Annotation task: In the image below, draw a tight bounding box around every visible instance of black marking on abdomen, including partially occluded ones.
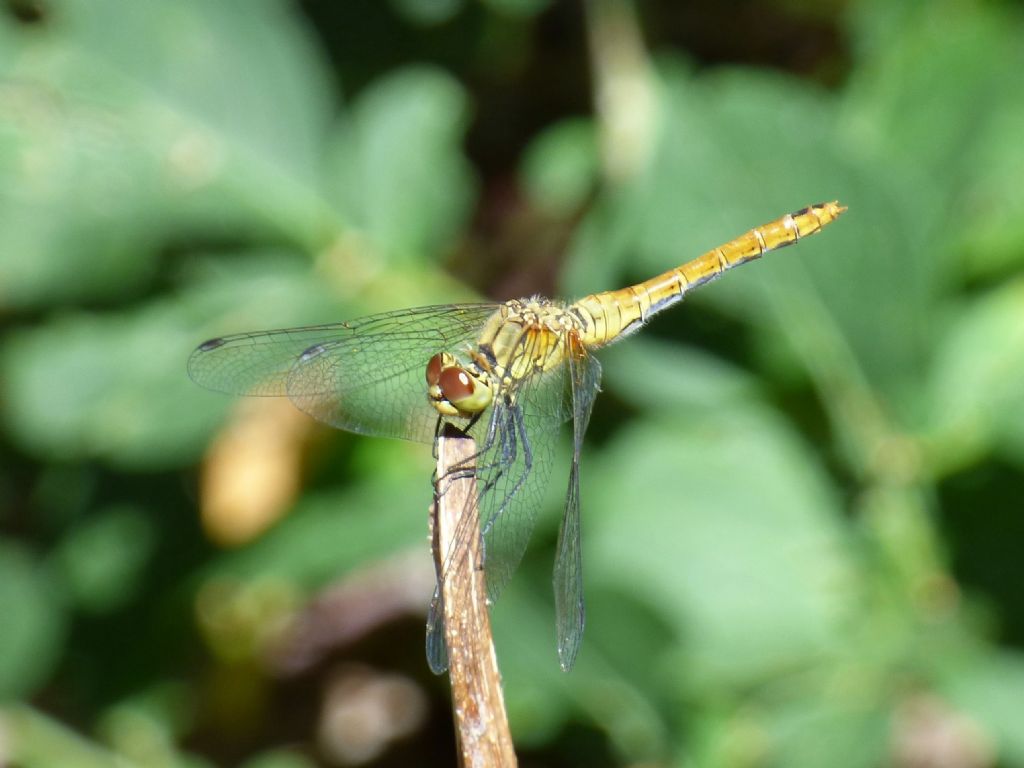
[569,306,592,335]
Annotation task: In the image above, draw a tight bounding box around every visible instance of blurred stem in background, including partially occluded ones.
[585,0,658,183]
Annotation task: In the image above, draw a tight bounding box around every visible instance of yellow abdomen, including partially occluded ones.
[572,201,846,347]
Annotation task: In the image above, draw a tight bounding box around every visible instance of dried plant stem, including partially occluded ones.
[432,424,517,767]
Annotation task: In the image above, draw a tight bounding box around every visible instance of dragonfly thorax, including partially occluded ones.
[425,351,494,417]
[483,297,581,379]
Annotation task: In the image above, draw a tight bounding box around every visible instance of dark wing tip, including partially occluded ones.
[197,337,227,352]
[299,343,327,362]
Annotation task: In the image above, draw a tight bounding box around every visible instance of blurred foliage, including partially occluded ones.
[1,0,1024,766]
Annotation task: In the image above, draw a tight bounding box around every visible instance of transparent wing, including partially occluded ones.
[554,337,601,671]
[425,584,449,674]
[423,331,573,671]
[188,303,500,443]
[478,363,569,606]
[425,330,573,673]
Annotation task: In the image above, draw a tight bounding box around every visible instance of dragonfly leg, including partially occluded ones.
[435,399,536,605]
[434,407,505,578]
[479,403,532,543]
[436,410,494,483]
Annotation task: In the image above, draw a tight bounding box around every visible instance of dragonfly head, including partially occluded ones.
[426,352,493,417]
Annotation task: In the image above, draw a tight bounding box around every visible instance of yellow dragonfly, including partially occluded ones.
[189,201,846,673]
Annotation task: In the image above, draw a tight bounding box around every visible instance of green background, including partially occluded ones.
[2,0,1024,765]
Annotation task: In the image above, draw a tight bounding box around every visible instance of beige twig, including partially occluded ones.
[432,424,518,767]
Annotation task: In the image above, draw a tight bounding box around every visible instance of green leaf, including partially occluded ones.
[0,543,66,700]
[761,698,889,768]
[0,0,338,307]
[50,505,155,614]
[943,651,1024,765]
[521,118,599,217]
[598,337,758,413]
[0,254,342,467]
[584,403,854,689]
[925,278,1024,471]
[3,705,124,768]
[843,0,1020,191]
[494,580,671,762]
[680,696,889,768]
[958,95,1024,278]
[98,689,214,768]
[331,67,476,265]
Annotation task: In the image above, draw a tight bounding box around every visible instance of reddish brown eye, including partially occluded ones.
[426,353,444,386]
[439,366,474,402]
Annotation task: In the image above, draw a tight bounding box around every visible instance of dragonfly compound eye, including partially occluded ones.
[439,366,474,400]
[439,366,492,413]
[425,353,444,386]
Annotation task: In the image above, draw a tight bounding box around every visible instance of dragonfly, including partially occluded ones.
[189,201,846,673]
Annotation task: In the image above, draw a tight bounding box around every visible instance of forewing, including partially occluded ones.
[188,304,500,442]
[424,332,573,672]
[423,331,581,671]
[553,337,601,671]
[477,368,568,606]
